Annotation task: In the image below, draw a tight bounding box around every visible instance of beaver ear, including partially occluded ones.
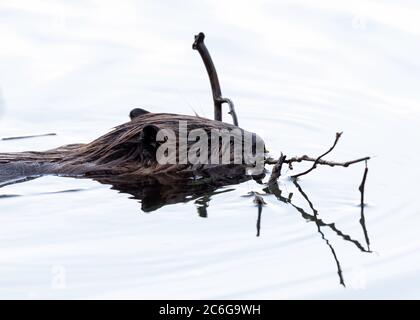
[130,108,150,120]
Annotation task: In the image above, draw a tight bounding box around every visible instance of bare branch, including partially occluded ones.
[266,155,370,167]
[291,132,343,179]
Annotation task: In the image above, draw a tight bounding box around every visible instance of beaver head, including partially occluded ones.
[0,110,266,183]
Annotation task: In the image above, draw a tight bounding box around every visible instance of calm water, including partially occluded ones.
[1,1,420,299]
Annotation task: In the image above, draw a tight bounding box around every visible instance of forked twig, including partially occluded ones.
[291,132,343,179]
[265,155,370,168]
[264,132,370,183]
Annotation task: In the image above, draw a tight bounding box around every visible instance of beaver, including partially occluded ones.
[0,109,265,190]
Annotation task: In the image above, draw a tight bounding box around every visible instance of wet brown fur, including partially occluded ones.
[0,113,261,182]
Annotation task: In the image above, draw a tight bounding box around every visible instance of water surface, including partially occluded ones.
[1,0,420,299]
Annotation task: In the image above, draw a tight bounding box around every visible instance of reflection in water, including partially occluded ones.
[256,201,262,237]
[253,194,266,237]
[92,172,254,213]
[195,195,211,218]
[359,162,370,251]
[261,177,371,287]
[242,191,266,237]
[0,171,252,212]
[0,166,370,287]
[292,181,346,287]
[195,189,238,218]
[0,175,40,188]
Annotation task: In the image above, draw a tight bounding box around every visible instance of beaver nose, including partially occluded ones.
[129,108,150,120]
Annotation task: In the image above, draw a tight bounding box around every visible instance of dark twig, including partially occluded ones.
[266,155,370,168]
[359,160,370,250]
[264,132,369,183]
[268,153,286,185]
[291,132,343,179]
[1,133,56,141]
[192,32,238,126]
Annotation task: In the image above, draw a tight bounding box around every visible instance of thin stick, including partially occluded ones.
[291,132,343,179]
[268,153,286,185]
[1,133,57,141]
